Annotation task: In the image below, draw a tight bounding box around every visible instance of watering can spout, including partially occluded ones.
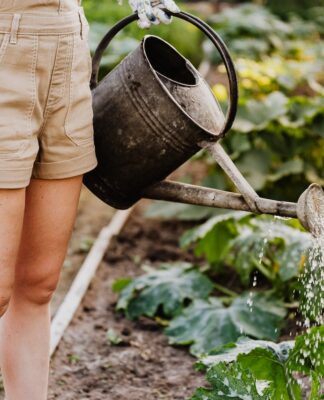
[142,140,324,238]
[143,180,324,237]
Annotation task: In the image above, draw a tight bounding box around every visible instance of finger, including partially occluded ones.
[137,11,152,29]
[137,18,151,29]
[161,0,180,13]
[140,0,157,22]
[152,7,172,24]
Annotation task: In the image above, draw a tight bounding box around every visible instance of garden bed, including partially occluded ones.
[47,199,206,400]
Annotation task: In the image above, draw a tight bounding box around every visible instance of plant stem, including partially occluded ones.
[284,366,297,400]
[218,296,234,306]
[252,258,275,282]
[213,283,238,298]
[283,302,300,309]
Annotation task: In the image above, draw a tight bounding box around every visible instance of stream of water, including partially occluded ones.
[245,209,323,393]
[298,212,324,329]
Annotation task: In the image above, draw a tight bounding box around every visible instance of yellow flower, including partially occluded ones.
[241,78,254,89]
[212,84,228,102]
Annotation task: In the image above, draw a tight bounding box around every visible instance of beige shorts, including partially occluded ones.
[0,0,98,188]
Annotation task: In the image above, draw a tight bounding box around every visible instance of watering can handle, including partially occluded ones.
[90,11,238,136]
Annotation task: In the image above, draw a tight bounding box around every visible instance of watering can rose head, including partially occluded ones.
[121,0,180,28]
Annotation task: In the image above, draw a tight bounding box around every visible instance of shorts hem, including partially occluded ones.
[0,169,32,188]
[31,148,98,180]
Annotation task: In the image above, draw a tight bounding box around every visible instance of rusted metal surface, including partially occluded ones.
[84,34,228,209]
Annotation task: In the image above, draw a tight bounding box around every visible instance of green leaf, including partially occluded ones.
[287,327,324,398]
[199,328,324,400]
[165,292,286,356]
[276,242,307,282]
[233,92,288,133]
[180,212,250,268]
[287,326,324,377]
[198,338,301,400]
[279,96,324,129]
[200,336,294,368]
[223,218,310,284]
[268,159,304,182]
[112,277,133,293]
[226,224,274,285]
[238,348,302,399]
[191,361,273,400]
[235,149,272,190]
[180,212,250,248]
[116,262,214,320]
[144,201,219,221]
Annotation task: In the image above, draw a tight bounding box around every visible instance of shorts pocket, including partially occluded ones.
[63,27,94,147]
[0,34,37,159]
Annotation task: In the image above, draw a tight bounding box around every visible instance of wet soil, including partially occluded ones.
[47,199,206,400]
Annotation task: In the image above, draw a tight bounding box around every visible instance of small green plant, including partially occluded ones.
[106,328,123,345]
[67,353,81,365]
[78,235,95,253]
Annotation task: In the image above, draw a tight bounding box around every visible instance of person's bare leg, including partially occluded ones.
[0,175,83,400]
[0,188,26,399]
[0,188,26,315]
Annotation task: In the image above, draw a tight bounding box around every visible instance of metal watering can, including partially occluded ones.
[83,11,324,237]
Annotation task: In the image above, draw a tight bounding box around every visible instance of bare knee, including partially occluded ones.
[14,268,61,306]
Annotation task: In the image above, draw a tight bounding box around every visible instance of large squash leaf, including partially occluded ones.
[199,336,294,368]
[197,327,324,400]
[165,292,286,356]
[115,262,214,320]
[191,361,274,400]
[197,338,300,399]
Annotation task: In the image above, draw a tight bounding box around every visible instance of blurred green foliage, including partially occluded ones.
[265,0,324,18]
[203,4,324,202]
[219,0,324,19]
